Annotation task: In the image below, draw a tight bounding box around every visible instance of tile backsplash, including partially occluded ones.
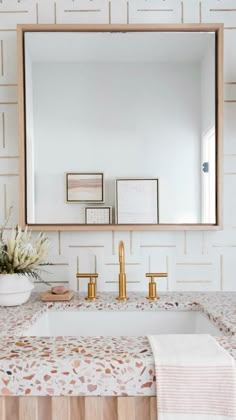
[0,0,236,292]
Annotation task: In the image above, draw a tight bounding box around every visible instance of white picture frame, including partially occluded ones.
[116,178,159,224]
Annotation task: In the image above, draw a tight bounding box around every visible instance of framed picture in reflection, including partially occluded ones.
[85,206,112,224]
[66,172,104,203]
[116,178,159,224]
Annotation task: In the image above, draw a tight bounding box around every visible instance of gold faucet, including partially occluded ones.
[116,240,128,301]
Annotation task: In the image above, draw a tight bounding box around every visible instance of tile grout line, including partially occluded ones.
[109,1,111,24]
[0,102,18,105]
[106,262,141,266]
[1,112,5,148]
[177,280,211,284]
[64,9,101,13]
[140,245,176,248]
[0,156,19,159]
[112,231,115,255]
[130,231,133,255]
[77,256,80,291]
[54,1,57,24]
[184,231,187,255]
[69,245,104,248]
[213,244,236,247]
[220,254,224,291]
[0,10,28,14]
[106,280,140,284]
[3,183,7,219]
[137,9,173,12]
[94,255,97,273]
[210,8,236,12]
[166,256,169,291]
[58,231,61,255]
[0,40,3,77]
[36,2,38,24]
[202,231,205,255]
[42,280,69,284]
[50,263,69,266]
[176,262,212,266]
[0,173,18,177]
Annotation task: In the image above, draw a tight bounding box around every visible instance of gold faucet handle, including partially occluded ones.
[146,272,168,278]
[145,272,168,300]
[76,273,98,300]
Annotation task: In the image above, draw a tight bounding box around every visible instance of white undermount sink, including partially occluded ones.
[23,310,222,336]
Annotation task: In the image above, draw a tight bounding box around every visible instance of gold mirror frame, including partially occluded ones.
[17,23,223,231]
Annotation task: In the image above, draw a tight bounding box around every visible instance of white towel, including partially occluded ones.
[148,334,236,420]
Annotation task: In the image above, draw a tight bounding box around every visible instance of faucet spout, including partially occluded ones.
[117,240,128,301]
[119,240,125,273]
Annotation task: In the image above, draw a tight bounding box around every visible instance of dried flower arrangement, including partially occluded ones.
[0,216,49,281]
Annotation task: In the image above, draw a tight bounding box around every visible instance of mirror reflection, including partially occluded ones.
[23,29,217,226]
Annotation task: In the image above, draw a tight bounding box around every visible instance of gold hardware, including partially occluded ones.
[87,278,96,300]
[116,240,128,301]
[76,273,98,300]
[145,272,168,300]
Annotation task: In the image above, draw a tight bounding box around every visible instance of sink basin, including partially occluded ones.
[23,310,221,336]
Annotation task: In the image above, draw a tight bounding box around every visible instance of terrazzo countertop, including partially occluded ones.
[0,291,235,396]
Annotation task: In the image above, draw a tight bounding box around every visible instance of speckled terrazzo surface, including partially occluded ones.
[0,292,235,396]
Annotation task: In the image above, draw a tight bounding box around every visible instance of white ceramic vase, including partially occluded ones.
[0,274,34,306]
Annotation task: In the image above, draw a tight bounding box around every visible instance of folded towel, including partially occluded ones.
[148,334,236,420]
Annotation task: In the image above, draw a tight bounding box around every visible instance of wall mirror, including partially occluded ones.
[18,24,223,231]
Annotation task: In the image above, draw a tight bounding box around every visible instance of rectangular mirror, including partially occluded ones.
[17,24,223,231]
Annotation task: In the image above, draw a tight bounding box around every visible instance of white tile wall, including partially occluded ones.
[0,0,235,292]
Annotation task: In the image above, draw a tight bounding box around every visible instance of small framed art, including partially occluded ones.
[66,173,104,203]
[116,178,159,224]
[85,206,112,224]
